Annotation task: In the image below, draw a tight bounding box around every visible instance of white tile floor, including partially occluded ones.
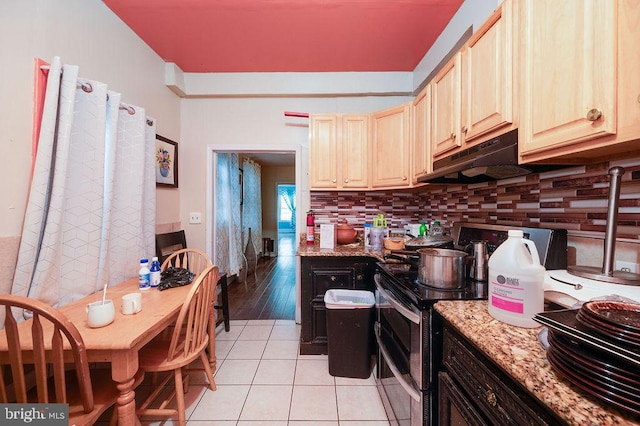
[139,319,390,425]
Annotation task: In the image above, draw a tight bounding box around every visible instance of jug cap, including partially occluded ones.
[373,213,387,228]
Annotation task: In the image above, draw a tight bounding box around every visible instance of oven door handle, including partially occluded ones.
[375,323,422,402]
[375,275,420,324]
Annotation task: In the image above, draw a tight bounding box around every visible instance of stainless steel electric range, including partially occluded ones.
[374,222,567,426]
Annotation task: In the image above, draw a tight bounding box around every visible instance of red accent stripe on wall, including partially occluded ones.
[32,58,49,176]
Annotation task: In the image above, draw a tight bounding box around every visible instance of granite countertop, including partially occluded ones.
[434,300,639,426]
[297,240,387,262]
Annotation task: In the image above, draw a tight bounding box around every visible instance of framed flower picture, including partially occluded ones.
[155,135,178,188]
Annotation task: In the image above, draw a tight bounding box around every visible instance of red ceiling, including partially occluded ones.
[103,0,464,73]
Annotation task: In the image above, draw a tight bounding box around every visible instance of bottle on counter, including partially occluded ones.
[419,222,427,237]
[430,220,443,236]
[138,258,151,291]
[149,256,161,288]
[487,230,545,328]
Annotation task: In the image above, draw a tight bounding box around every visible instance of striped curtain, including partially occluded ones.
[215,153,243,276]
[242,159,262,258]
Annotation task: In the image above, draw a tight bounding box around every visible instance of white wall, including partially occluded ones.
[180,96,413,251]
[0,0,181,293]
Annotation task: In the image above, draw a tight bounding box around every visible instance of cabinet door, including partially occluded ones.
[439,372,490,426]
[432,53,462,157]
[462,1,514,144]
[341,115,370,189]
[372,103,411,188]
[412,85,431,184]
[519,0,616,157]
[309,115,338,189]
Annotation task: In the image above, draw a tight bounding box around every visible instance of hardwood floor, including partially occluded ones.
[227,233,297,320]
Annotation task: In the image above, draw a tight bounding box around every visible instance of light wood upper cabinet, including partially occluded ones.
[461,0,515,144]
[372,103,412,188]
[340,115,370,189]
[412,85,431,184]
[309,114,369,190]
[431,53,462,158]
[518,0,617,159]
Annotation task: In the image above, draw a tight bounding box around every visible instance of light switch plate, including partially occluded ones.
[189,212,202,224]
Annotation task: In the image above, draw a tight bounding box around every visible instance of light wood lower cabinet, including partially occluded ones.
[371,103,412,188]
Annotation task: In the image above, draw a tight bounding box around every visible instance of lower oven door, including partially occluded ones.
[375,274,431,426]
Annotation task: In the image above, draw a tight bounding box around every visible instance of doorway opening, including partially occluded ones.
[208,146,302,322]
[277,184,296,257]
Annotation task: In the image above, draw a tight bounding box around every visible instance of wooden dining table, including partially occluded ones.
[0,278,207,425]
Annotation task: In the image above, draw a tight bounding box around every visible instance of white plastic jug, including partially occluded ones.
[487,230,545,328]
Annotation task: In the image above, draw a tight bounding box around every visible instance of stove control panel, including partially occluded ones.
[451,222,567,270]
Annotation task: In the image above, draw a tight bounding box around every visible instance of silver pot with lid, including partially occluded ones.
[403,235,453,251]
[417,248,468,289]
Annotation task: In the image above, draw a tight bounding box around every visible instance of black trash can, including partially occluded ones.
[324,289,375,378]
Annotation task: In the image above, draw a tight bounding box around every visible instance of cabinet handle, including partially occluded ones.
[402,176,407,181]
[344,178,349,183]
[356,274,363,280]
[586,108,602,121]
[462,126,468,133]
[330,275,337,281]
[331,178,337,183]
[486,389,497,407]
[450,132,456,139]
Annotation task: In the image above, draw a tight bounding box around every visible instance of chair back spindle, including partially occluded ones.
[0,296,93,412]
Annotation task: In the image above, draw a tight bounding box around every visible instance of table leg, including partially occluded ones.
[112,352,140,426]
[115,377,138,426]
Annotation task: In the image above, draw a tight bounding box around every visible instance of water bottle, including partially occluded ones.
[430,220,443,236]
[487,230,545,328]
[138,258,151,291]
[149,256,161,288]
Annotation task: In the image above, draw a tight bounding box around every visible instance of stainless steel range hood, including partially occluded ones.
[417,129,568,184]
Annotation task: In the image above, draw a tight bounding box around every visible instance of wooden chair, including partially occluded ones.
[136,265,219,425]
[160,247,212,276]
[0,294,143,426]
[155,230,187,265]
[161,247,230,333]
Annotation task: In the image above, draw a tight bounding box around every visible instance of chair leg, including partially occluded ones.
[220,277,230,332]
[200,351,217,391]
[174,368,186,426]
[207,309,217,371]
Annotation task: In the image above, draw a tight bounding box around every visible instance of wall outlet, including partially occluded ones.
[615,260,639,273]
[189,212,202,224]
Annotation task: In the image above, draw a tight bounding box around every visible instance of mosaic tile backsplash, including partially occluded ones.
[310,157,640,241]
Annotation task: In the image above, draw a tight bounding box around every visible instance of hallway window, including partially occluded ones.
[278,184,296,233]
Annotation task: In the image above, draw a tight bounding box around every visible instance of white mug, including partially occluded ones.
[86,300,115,328]
[122,292,142,315]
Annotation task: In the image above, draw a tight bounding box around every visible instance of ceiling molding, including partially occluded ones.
[166,64,414,98]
